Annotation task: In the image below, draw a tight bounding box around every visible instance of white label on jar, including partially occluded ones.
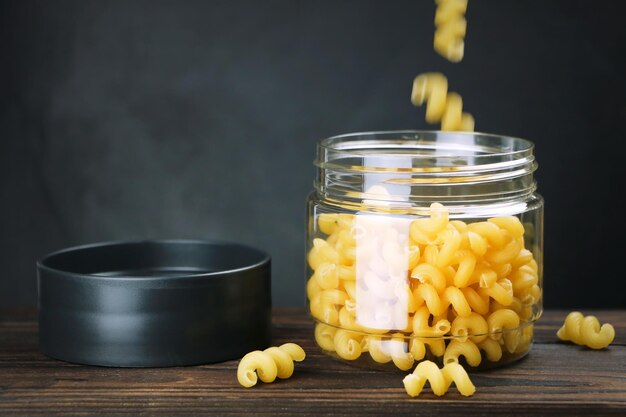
[355,214,412,330]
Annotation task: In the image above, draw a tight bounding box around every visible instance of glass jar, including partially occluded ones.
[306,131,543,371]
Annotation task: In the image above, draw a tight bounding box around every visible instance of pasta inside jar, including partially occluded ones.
[306,131,543,371]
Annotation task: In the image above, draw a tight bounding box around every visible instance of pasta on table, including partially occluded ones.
[237,343,306,388]
[403,360,476,397]
[557,312,615,349]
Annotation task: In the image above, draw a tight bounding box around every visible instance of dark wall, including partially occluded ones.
[1,0,625,308]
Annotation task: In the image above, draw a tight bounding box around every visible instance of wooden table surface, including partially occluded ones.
[1,309,624,416]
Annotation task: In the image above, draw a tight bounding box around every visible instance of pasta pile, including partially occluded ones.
[434,0,468,63]
[403,360,475,397]
[237,343,306,388]
[557,312,615,350]
[411,73,474,131]
[307,202,541,370]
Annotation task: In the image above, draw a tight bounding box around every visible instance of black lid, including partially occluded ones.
[37,240,272,367]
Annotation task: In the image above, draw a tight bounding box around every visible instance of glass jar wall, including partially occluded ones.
[306,131,544,371]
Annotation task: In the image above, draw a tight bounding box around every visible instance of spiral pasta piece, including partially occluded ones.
[313,262,339,290]
[339,306,364,332]
[368,336,393,364]
[413,283,472,317]
[477,338,502,362]
[309,293,338,326]
[511,248,534,269]
[485,235,523,265]
[411,263,447,293]
[467,221,505,247]
[403,360,475,397]
[461,286,490,315]
[412,306,451,337]
[467,231,488,256]
[306,276,321,301]
[318,213,339,235]
[410,202,449,244]
[389,333,415,371]
[443,339,481,367]
[334,329,363,360]
[237,343,306,388]
[487,309,520,337]
[307,238,340,270]
[315,323,337,352]
[411,72,475,131]
[557,312,615,349]
[509,265,538,294]
[410,307,449,359]
[436,225,462,268]
[482,278,514,306]
[450,313,488,343]
[473,264,498,289]
[433,0,468,63]
[488,216,525,238]
[452,249,476,288]
[409,338,427,361]
[487,308,521,353]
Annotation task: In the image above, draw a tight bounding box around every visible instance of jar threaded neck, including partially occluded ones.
[314,131,537,208]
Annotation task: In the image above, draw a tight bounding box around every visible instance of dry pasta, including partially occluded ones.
[412,306,451,337]
[334,329,363,360]
[368,336,393,364]
[443,339,481,367]
[487,308,521,352]
[477,338,502,362]
[433,0,468,62]
[411,72,475,131]
[403,360,475,397]
[389,333,416,370]
[307,202,541,370]
[557,312,615,349]
[450,313,488,343]
[314,323,337,352]
[237,343,306,388]
[412,284,473,317]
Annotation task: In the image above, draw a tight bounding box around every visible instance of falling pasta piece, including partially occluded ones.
[434,0,468,62]
[411,72,475,131]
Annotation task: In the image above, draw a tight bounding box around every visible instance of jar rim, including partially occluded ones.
[319,130,534,160]
[314,130,538,205]
[315,130,536,176]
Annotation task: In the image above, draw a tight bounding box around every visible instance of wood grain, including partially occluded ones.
[1,309,625,416]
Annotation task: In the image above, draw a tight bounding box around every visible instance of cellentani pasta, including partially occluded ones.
[411,73,475,131]
[307,202,541,370]
[557,312,615,349]
[403,360,475,397]
[433,0,468,62]
[237,343,306,388]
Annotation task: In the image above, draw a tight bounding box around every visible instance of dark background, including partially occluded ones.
[1,0,625,309]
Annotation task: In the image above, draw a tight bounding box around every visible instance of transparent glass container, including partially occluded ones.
[306,131,543,371]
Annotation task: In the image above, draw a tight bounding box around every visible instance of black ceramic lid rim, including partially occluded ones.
[37,239,271,284]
